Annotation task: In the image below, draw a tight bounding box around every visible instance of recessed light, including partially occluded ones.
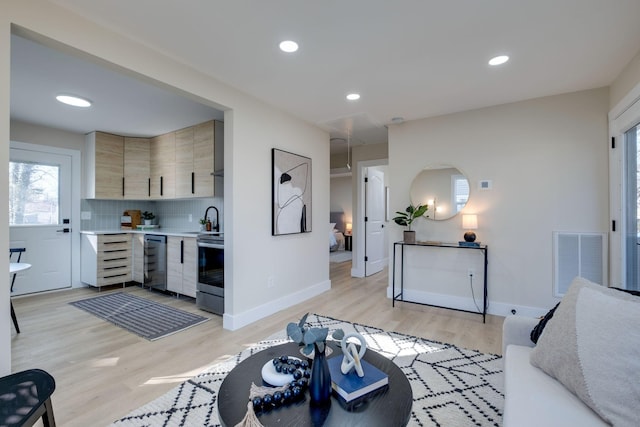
[279,40,299,53]
[346,93,360,101]
[56,94,92,107]
[488,55,509,66]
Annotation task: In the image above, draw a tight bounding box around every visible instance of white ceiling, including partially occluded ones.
[12,1,640,154]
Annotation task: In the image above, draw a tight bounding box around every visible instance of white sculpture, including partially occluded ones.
[340,332,367,377]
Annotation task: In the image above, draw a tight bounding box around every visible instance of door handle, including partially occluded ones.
[57,228,71,233]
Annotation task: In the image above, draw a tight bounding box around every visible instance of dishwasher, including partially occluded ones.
[144,234,167,291]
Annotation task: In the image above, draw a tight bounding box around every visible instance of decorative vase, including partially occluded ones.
[144,219,153,226]
[309,343,332,406]
[403,230,416,244]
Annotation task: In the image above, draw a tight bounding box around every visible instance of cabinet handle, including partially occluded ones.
[160,176,163,196]
[180,240,184,264]
[148,178,151,197]
[191,172,195,194]
[122,177,125,197]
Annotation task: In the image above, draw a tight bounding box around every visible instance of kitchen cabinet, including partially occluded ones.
[124,137,150,199]
[167,236,197,298]
[85,131,124,199]
[175,120,217,198]
[150,132,176,199]
[81,233,132,289]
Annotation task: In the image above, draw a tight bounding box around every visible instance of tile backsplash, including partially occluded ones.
[81,198,223,231]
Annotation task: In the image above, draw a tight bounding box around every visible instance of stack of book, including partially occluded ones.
[327,355,389,402]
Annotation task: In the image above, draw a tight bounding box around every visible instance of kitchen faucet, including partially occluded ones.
[204,206,220,232]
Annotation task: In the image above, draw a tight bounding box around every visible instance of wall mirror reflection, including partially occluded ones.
[410,165,470,220]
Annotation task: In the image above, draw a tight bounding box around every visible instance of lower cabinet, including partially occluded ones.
[81,233,132,289]
[167,236,197,298]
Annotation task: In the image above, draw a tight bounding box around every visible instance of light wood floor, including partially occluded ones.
[11,261,504,427]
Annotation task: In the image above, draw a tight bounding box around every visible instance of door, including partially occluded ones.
[365,168,386,276]
[9,147,72,294]
[623,123,640,290]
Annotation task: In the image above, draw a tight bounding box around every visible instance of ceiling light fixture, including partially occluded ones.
[346,93,360,101]
[279,40,299,53]
[488,55,509,66]
[56,94,92,107]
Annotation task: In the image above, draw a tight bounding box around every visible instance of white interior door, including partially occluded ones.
[365,168,386,276]
[9,147,72,294]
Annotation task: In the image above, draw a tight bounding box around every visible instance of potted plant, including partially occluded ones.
[142,211,155,226]
[392,204,428,244]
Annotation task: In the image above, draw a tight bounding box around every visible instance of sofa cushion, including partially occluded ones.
[529,277,640,427]
[504,345,607,427]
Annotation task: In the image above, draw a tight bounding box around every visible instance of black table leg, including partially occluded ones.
[10,300,20,333]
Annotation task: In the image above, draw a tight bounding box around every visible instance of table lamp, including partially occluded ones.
[462,214,478,242]
[345,222,352,235]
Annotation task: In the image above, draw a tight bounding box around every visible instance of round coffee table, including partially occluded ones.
[217,341,412,426]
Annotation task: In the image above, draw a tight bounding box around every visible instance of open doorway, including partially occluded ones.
[329,174,353,265]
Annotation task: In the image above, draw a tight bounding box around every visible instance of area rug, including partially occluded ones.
[70,292,209,341]
[110,313,503,426]
[330,250,352,263]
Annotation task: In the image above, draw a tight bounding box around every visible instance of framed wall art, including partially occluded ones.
[272,148,312,235]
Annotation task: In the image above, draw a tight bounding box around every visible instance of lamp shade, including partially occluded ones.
[462,214,478,230]
[345,222,352,234]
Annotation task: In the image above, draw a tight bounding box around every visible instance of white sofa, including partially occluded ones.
[502,315,607,427]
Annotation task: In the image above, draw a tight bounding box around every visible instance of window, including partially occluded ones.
[9,161,60,225]
[452,175,470,213]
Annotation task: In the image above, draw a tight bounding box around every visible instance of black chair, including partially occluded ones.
[0,368,56,426]
[9,248,26,333]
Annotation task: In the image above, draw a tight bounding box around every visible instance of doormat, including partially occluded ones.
[111,313,503,426]
[70,292,209,341]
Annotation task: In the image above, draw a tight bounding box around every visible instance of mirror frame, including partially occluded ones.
[409,164,470,221]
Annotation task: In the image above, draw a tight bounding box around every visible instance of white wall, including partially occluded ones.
[1,0,329,374]
[388,88,610,317]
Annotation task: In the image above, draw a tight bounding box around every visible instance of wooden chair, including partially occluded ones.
[9,248,26,333]
[0,368,56,426]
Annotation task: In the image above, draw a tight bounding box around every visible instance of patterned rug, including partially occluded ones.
[110,314,503,426]
[70,292,209,341]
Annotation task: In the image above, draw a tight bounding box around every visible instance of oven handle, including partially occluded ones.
[198,242,224,249]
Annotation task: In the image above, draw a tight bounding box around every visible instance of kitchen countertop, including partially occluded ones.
[80,229,223,238]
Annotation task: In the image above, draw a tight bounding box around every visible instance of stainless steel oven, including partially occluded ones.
[196,233,224,315]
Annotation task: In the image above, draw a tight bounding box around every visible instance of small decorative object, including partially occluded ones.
[340,333,367,377]
[142,211,155,225]
[199,218,207,231]
[286,313,344,406]
[261,355,310,387]
[392,204,428,244]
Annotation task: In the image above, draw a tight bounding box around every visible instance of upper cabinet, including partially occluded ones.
[84,120,222,200]
[175,120,216,198]
[85,131,124,199]
[150,131,176,199]
[124,137,150,199]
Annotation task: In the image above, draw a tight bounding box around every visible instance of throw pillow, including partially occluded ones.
[530,302,560,344]
[530,277,640,427]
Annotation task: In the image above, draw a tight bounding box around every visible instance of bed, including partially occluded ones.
[330,212,346,252]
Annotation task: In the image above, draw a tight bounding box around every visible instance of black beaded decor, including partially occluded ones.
[252,355,312,412]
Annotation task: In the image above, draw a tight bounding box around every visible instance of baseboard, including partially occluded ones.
[223,280,331,331]
[386,287,550,319]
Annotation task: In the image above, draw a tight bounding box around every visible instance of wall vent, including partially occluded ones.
[553,232,607,297]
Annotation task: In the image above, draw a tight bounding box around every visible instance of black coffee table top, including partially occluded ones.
[217,341,412,427]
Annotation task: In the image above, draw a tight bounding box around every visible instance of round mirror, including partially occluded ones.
[410,164,470,220]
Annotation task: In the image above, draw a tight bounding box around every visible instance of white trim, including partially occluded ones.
[353,159,388,278]
[9,141,83,288]
[609,84,640,288]
[222,279,331,331]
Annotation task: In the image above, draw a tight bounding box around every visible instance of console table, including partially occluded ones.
[392,241,488,323]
